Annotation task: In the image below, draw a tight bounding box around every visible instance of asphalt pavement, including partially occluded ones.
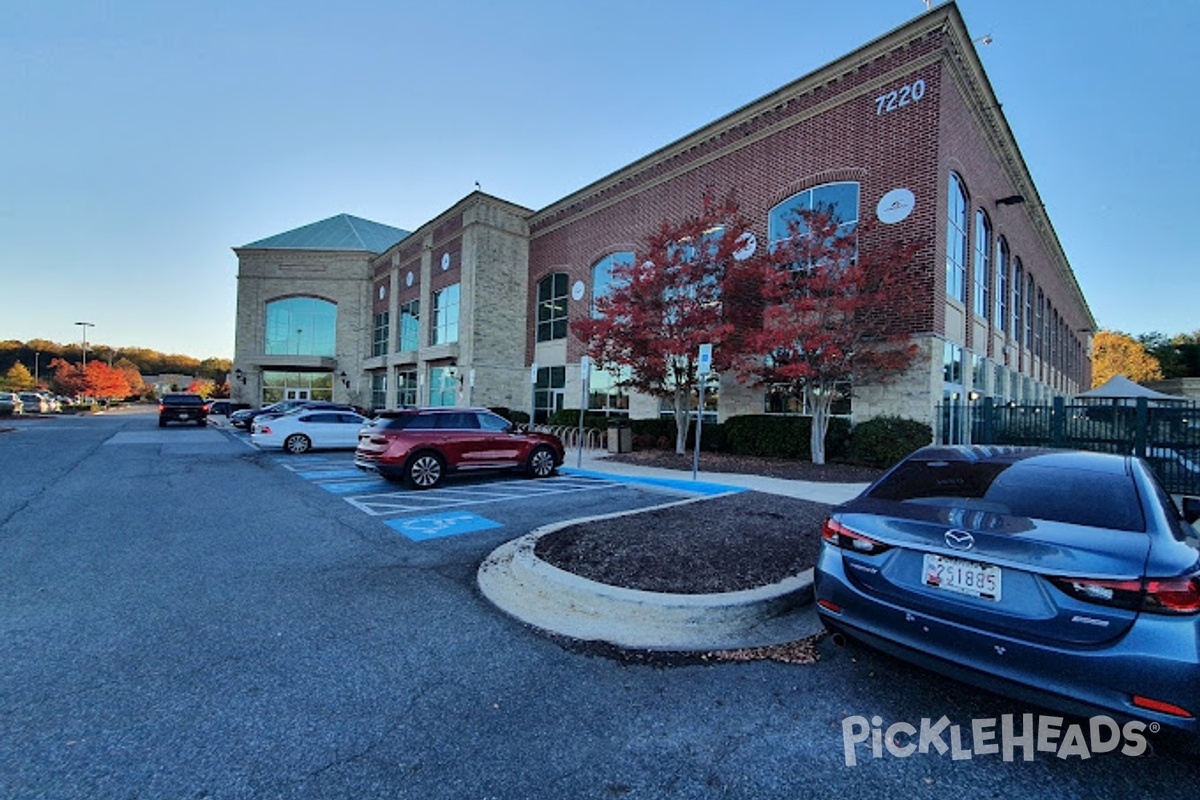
[2,407,1195,799]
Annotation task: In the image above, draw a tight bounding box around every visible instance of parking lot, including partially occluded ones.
[270,452,662,540]
[3,407,1197,800]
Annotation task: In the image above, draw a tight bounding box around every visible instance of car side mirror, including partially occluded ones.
[1183,496,1200,525]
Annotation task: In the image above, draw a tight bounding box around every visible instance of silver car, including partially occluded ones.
[1,392,23,415]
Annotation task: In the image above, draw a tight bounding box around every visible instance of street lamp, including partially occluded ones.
[75,321,95,378]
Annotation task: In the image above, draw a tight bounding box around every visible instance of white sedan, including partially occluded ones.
[250,410,370,454]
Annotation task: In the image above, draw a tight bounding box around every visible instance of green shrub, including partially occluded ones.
[488,407,530,424]
[848,415,932,467]
[720,415,851,461]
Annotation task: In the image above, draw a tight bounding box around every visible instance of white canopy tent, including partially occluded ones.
[1076,374,1184,403]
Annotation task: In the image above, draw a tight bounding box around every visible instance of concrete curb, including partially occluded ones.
[477,498,822,651]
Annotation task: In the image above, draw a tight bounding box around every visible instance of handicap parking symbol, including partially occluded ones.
[386,511,503,542]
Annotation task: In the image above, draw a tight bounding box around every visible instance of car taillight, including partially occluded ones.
[1143,576,1200,614]
[1049,574,1200,615]
[821,518,891,556]
[259,425,271,435]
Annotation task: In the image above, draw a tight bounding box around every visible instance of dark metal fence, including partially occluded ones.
[935,397,1200,496]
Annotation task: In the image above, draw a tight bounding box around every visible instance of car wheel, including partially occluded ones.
[406,452,445,489]
[526,446,557,478]
[284,434,312,454]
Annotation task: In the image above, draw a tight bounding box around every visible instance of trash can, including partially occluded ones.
[607,421,633,454]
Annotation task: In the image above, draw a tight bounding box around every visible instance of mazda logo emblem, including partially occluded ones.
[944,529,975,551]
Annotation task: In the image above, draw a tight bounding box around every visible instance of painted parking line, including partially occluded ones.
[385,511,503,542]
[559,467,744,497]
[345,476,624,517]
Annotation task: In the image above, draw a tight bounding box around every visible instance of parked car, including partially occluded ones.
[18,392,49,414]
[254,402,360,424]
[0,392,23,416]
[205,399,233,416]
[251,410,370,454]
[354,407,564,489]
[158,393,208,427]
[229,400,311,429]
[815,445,1200,738]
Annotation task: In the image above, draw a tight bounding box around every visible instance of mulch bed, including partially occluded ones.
[534,490,832,594]
[536,451,883,594]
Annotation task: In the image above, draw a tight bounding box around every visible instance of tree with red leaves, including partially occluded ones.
[88,362,132,400]
[573,193,759,454]
[48,358,87,398]
[731,209,926,464]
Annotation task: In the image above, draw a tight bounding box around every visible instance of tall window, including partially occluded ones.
[398,299,419,352]
[536,273,569,342]
[768,182,860,252]
[1035,287,1044,359]
[1011,254,1023,341]
[1024,273,1034,349]
[428,366,457,406]
[371,311,389,357]
[431,284,460,345]
[946,173,968,303]
[395,369,417,407]
[972,209,991,319]
[534,366,566,423]
[369,372,387,410]
[941,342,965,445]
[265,297,337,356]
[995,237,1009,332]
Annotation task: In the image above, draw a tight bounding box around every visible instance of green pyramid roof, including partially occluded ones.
[242,214,409,252]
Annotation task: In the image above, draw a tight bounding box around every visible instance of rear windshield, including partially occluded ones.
[162,395,204,406]
[868,460,1146,532]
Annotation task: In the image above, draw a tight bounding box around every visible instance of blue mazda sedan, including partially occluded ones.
[815,446,1200,735]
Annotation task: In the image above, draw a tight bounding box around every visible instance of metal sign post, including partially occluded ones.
[529,362,538,430]
[693,343,712,480]
[577,356,590,468]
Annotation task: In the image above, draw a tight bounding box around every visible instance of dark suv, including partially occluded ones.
[354,407,563,489]
[158,393,208,427]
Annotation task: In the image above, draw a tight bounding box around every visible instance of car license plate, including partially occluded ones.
[923,554,1002,601]
[178,412,190,419]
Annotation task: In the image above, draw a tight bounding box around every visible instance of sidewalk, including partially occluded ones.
[564,449,869,506]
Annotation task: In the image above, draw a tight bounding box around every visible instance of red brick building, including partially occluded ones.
[234,2,1093,434]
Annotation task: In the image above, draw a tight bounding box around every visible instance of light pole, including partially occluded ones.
[75,322,95,392]
[34,351,40,387]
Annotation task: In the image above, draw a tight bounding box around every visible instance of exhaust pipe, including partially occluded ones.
[831,632,847,647]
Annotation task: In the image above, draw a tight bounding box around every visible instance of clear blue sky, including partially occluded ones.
[2,0,1196,359]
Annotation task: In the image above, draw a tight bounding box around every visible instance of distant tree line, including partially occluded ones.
[0,338,232,400]
[0,339,231,381]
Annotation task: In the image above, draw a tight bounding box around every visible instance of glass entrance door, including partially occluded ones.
[284,388,311,402]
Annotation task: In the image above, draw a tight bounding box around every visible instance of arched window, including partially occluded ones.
[265,296,336,356]
[995,236,1009,333]
[946,173,968,303]
[973,209,991,319]
[768,182,860,248]
[591,251,634,316]
[1013,257,1024,344]
[536,273,569,342]
[1024,272,1034,350]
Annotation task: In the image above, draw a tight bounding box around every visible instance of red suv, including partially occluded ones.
[354,408,564,489]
